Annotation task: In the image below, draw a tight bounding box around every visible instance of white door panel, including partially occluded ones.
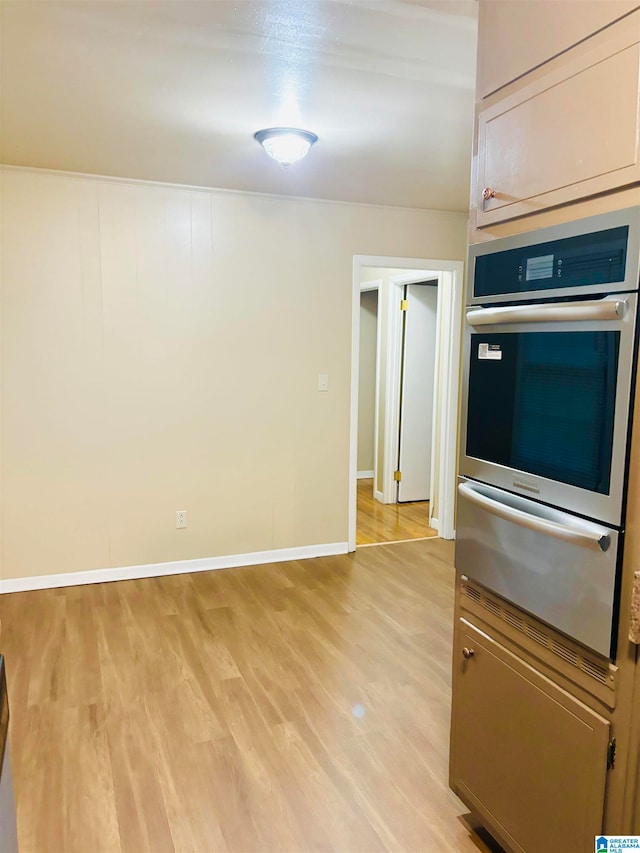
[398,284,437,502]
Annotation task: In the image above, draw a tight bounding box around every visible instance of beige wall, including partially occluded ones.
[357,290,378,473]
[0,167,467,580]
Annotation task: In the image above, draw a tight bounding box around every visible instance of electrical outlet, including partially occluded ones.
[176,510,187,529]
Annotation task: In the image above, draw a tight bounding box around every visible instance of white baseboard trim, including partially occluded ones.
[374,490,384,503]
[0,542,350,594]
[357,470,374,479]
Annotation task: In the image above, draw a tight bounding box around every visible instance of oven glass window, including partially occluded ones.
[466,331,619,494]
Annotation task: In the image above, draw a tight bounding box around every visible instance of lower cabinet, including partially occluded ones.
[450,618,611,853]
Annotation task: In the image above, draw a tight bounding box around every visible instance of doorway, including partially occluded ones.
[356,278,438,545]
[349,255,464,551]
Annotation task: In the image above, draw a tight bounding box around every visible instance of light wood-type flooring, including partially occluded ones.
[356,478,439,545]
[0,539,502,853]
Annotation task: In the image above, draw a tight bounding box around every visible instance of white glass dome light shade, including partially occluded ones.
[254,128,318,166]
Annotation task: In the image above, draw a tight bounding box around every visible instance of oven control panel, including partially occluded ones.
[474,225,628,298]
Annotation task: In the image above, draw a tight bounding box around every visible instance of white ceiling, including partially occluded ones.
[0,0,478,210]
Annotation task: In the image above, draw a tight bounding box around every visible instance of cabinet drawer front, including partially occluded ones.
[477,18,640,227]
[450,619,610,853]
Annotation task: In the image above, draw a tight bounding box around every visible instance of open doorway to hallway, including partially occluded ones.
[356,274,439,546]
[349,256,464,550]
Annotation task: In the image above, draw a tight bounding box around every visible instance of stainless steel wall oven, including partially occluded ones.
[456,207,640,658]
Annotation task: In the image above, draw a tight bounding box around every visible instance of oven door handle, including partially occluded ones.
[458,482,611,552]
[466,298,627,326]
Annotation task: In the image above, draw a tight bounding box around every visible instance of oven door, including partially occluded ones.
[459,293,637,527]
[456,478,619,657]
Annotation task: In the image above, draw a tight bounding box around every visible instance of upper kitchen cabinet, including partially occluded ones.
[477,0,638,98]
[475,9,640,229]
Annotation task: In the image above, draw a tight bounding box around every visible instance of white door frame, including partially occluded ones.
[359,279,383,490]
[349,255,465,550]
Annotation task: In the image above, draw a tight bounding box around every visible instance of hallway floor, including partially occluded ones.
[356,478,439,545]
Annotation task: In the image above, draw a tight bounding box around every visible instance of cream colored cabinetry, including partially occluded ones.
[477,0,638,97]
[450,616,611,853]
[472,7,640,232]
[452,1,640,847]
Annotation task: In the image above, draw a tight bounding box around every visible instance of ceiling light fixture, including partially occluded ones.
[254,127,318,166]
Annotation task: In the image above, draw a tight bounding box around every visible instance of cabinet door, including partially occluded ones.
[450,619,610,853]
[476,16,640,227]
[477,0,638,98]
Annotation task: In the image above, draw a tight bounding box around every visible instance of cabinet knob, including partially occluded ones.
[482,187,496,201]
[462,647,475,660]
